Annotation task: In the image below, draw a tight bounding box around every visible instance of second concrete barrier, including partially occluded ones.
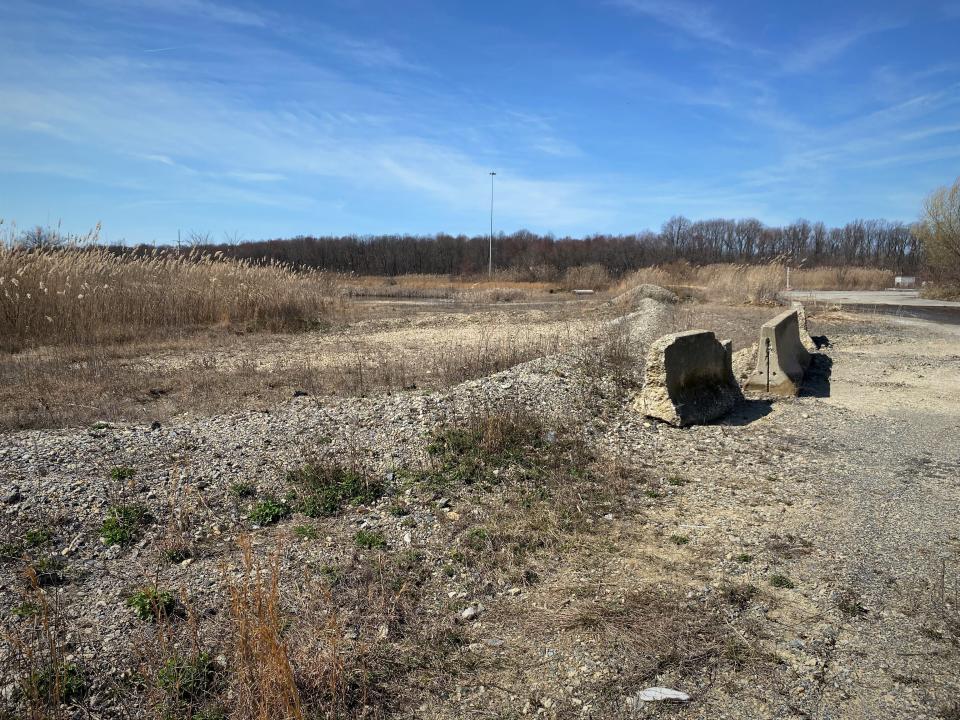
[743,308,811,395]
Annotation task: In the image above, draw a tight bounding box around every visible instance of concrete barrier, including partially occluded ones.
[743,308,811,395]
[791,302,817,353]
[637,330,743,426]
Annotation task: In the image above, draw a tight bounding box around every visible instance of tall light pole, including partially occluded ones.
[489,171,496,277]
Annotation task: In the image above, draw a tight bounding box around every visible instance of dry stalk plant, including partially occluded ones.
[227,538,303,720]
[225,538,376,720]
[1,571,88,720]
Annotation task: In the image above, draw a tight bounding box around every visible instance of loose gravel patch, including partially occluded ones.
[1,303,957,719]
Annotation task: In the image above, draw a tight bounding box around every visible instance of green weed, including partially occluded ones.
[354,530,387,550]
[110,466,136,481]
[101,503,150,546]
[229,482,256,499]
[127,587,176,621]
[248,497,291,526]
[770,574,796,589]
[286,462,384,517]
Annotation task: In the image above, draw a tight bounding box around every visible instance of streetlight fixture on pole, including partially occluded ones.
[488,171,496,277]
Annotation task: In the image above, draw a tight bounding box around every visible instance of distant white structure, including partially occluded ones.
[894,275,916,288]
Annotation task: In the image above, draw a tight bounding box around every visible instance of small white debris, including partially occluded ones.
[460,603,484,621]
[636,687,690,702]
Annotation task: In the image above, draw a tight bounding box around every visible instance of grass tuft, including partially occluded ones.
[286,462,384,517]
[127,586,176,621]
[769,574,796,589]
[110,465,136,481]
[248,497,291,526]
[354,530,387,550]
[101,503,151,546]
[422,411,547,487]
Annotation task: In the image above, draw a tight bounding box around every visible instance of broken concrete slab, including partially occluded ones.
[743,308,812,396]
[637,330,744,426]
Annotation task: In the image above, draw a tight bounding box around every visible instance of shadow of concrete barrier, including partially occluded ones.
[637,330,744,426]
[744,308,811,396]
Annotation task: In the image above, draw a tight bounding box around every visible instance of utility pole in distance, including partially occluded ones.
[489,171,496,277]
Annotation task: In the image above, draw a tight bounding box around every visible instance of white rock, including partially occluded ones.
[636,687,690,702]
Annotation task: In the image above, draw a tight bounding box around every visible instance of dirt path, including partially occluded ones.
[444,311,960,719]
[779,315,960,718]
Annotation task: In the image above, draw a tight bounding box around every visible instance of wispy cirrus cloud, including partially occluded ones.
[116,0,267,27]
[141,153,177,166]
[580,64,734,108]
[780,19,903,73]
[610,0,735,47]
[316,32,428,72]
[0,3,611,233]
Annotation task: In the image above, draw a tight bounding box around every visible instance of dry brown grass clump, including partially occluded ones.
[561,263,611,291]
[2,576,85,720]
[616,261,892,304]
[791,265,893,290]
[922,283,960,300]
[227,541,304,719]
[0,245,340,351]
[338,273,557,301]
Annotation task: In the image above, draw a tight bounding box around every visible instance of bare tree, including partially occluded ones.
[917,177,960,283]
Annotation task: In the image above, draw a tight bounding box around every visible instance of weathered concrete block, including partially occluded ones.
[743,308,812,396]
[637,330,744,426]
[791,302,817,353]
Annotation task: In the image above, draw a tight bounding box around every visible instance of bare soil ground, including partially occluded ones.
[1,298,957,719]
[0,294,777,433]
[0,297,596,431]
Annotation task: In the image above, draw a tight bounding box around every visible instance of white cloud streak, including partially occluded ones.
[611,0,734,47]
[779,20,902,74]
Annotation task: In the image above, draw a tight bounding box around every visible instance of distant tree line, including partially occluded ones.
[11,216,923,277]
[184,217,920,277]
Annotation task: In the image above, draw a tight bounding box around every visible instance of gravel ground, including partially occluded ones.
[1,300,957,719]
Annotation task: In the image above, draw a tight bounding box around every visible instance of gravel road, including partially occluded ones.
[779,313,960,719]
[784,289,960,308]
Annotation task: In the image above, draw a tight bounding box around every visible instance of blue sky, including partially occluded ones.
[2,0,959,243]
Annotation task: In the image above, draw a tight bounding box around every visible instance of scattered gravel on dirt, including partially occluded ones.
[1,301,957,719]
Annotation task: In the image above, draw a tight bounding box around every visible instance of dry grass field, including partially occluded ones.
[0,247,893,431]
